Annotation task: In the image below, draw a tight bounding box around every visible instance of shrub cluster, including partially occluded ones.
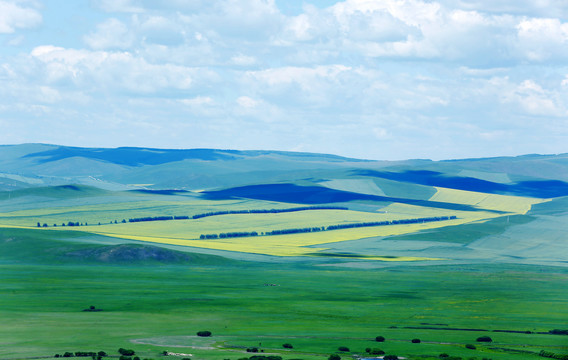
[476,336,492,342]
[549,329,568,335]
[197,331,212,337]
[118,348,135,356]
[238,356,282,360]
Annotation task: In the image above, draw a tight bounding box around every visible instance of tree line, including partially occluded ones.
[192,206,347,219]
[34,206,347,227]
[199,216,457,239]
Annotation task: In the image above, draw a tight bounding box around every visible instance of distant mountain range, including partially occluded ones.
[1,144,567,196]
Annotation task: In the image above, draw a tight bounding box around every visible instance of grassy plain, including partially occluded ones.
[1,227,567,360]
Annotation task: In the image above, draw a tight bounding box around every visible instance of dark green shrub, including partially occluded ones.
[476,336,492,342]
[337,346,349,352]
[370,348,385,355]
[375,336,385,342]
[465,344,476,350]
[246,347,259,353]
[383,355,398,360]
[328,355,340,360]
[63,352,73,357]
[283,343,293,349]
[133,357,140,360]
[411,338,421,343]
[118,349,135,356]
[365,348,371,353]
[439,354,449,358]
[197,331,212,337]
[97,351,107,357]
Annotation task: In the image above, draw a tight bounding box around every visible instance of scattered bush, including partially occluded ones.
[282,343,293,349]
[370,348,385,355]
[383,355,398,360]
[246,347,259,353]
[98,351,107,357]
[328,355,341,360]
[337,346,350,352]
[248,356,282,360]
[365,348,371,353]
[375,336,385,342]
[465,344,476,350]
[63,352,73,357]
[476,336,492,342]
[411,338,421,343]
[439,354,449,358]
[118,349,135,356]
[197,331,212,337]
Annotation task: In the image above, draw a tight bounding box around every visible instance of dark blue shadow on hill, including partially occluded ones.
[23,146,240,166]
[354,170,568,198]
[202,183,494,212]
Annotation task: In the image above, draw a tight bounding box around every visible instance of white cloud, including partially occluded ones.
[516,18,568,61]
[30,45,216,94]
[84,18,134,50]
[0,0,41,33]
[3,0,568,160]
[236,96,259,108]
[139,15,185,45]
[502,79,565,117]
[231,54,257,66]
[94,0,144,13]
[180,96,213,106]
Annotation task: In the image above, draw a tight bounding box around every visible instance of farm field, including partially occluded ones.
[0,184,548,259]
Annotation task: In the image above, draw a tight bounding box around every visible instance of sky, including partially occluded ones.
[0,0,567,161]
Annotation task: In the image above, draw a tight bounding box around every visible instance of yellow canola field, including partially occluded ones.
[429,187,547,214]
[79,207,469,258]
[84,221,454,259]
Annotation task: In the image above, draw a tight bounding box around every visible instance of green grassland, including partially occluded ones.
[1,147,568,360]
[1,227,568,360]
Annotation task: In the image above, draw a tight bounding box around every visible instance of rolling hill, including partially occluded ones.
[0,143,567,266]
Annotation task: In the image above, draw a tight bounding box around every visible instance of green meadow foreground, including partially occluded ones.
[1,145,568,360]
[1,228,568,360]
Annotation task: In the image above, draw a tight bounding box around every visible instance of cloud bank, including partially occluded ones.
[0,0,566,160]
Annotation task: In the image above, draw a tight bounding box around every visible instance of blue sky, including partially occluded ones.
[0,0,567,160]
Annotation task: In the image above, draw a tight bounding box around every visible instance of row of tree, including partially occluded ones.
[192,206,347,219]
[199,216,457,240]
[128,215,188,223]
[37,206,349,228]
[37,220,124,228]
